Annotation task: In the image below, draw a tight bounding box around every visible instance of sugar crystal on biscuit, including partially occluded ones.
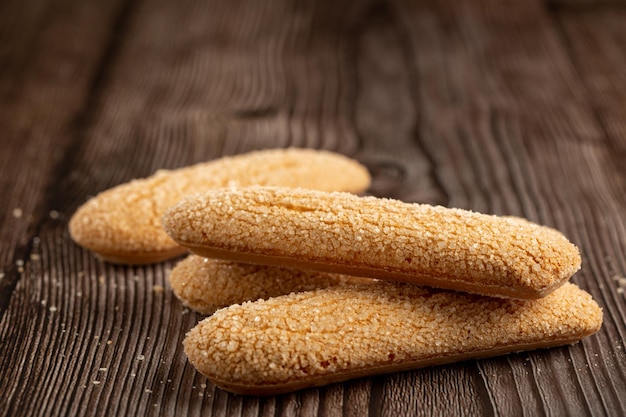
[184,282,600,395]
[69,149,371,264]
[168,255,372,314]
[164,187,582,299]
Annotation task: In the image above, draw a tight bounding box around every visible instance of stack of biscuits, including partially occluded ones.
[69,148,602,396]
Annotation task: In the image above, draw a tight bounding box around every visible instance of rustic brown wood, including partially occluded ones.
[1,0,625,416]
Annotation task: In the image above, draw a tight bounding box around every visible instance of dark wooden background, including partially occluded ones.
[1,0,626,415]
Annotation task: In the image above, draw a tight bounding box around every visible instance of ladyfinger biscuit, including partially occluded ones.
[69,148,371,264]
[184,282,602,396]
[163,187,581,299]
[168,255,372,314]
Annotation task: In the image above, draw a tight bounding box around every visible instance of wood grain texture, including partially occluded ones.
[0,0,128,312]
[1,0,625,416]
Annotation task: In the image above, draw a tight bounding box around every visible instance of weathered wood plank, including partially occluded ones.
[0,0,133,415]
[548,0,626,8]
[551,10,626,415]
[1,0,625,416]
[2,0,383,415]
[555,7,626,194]
[0,0,129,310]
[0,0,140,323]
[391,0,626,415]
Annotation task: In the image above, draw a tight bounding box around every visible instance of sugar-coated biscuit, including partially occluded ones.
[168,255,373,314]
[184,282,602,396]
[163,186,581,299]
[69,149,371,264]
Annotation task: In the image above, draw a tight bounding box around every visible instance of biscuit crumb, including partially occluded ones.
[12,208,23,218]
[152,285,164,294]
[612,275,626,287]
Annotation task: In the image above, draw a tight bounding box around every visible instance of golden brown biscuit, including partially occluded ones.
[163,187,581,299]
[69,149,370,264]
[184,282,602,396]
[168,255,373,314]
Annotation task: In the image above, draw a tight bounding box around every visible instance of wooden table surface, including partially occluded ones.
[1,0,625,415]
